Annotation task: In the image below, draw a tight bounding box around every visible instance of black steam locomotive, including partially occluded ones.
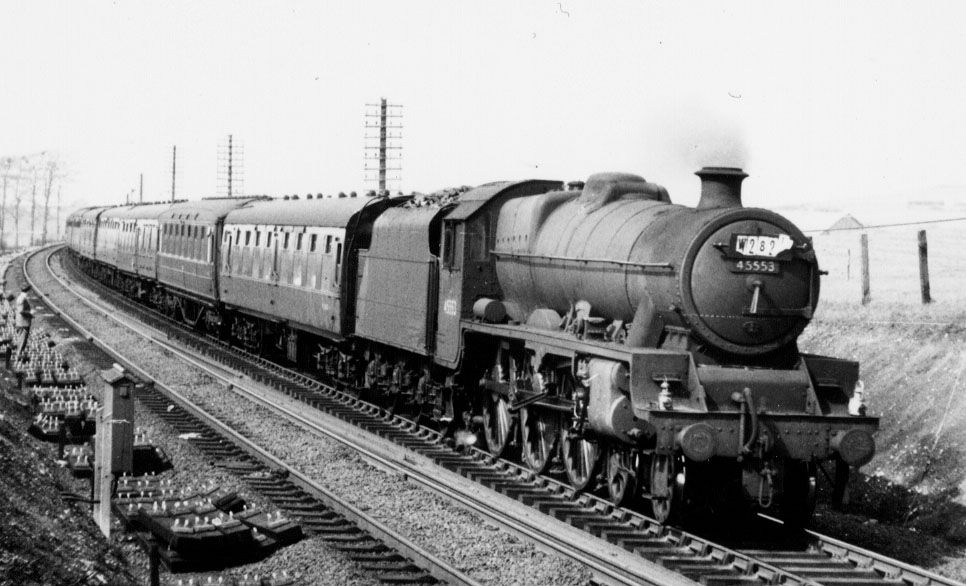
[65,167,878,526]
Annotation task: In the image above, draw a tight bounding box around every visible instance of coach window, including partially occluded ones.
[325,235,332,254]
[334,241,343,285]
[245,231,251,246]
[284,233,290,249]
[297,233,303,250]
[310,234,318,252]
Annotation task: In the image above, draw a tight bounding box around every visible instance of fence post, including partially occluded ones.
[860,233,871,305]
[918,229,932,304]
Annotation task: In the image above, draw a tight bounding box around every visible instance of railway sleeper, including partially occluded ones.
[317,532,371,543]
[348,550,406,562]
[358,558,423,571]
[783,566,883,578]
[374,571,436,585]
[822,577,909,586]
[311,524,366,538]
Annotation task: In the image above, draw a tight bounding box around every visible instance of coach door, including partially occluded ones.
[133,225,141,272]
[223,232,232,275]
[271,232,280,286]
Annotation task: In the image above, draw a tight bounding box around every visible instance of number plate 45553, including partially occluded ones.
[732,259,780,274]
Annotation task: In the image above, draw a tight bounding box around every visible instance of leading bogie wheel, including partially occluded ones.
[606,448,638,507]
[481,391,513,458]
[520,406,561,474]
[648,453,682,524]
[561,428,601,491]
[780,460,817,530]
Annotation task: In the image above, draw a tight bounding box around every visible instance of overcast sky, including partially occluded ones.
[2,1,965,215]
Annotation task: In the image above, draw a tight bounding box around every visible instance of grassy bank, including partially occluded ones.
[803,301,966,497]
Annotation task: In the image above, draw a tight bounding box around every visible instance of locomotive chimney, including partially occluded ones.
[696,167,747,209]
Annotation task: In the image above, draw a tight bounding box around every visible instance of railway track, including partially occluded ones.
[20,246,477,586]
[30,245,964,586]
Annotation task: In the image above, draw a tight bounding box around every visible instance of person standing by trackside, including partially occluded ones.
[15,284,32,355]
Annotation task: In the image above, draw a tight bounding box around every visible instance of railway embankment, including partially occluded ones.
[0,383,139,584]
[803,300,966,576]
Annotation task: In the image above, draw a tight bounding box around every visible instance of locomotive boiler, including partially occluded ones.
[65,165,878,527]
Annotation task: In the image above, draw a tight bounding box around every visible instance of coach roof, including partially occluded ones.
[224,196,380,228]
[78,206,114,221]
[158,197,264,224]
[100,202,176,221]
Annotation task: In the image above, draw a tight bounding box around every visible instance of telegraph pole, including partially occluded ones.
[171,146,177,202]
[139,173,143,203]
[364,98,403,192]
[217,135,244,197]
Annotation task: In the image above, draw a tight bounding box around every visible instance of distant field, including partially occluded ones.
[810,221,966,305]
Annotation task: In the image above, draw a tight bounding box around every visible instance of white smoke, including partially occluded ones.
[643,99,752,171]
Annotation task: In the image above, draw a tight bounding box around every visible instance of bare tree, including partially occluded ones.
[55,185,62,240]
[29,164,38,246]
[41,158,60,245]
[11,158,27,248]
[0,157,13,251]
[1,152,61,249]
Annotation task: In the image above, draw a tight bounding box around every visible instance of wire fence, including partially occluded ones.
[809,218,966,305]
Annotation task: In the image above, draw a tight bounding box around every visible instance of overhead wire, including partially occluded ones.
[803,215,966,233]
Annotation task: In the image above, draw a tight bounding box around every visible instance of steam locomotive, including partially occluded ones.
[65,167,878,526]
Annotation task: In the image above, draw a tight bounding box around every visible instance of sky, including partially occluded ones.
[2,1,966,223]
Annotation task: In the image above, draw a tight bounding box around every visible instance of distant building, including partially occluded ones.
[823,214,863,234]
